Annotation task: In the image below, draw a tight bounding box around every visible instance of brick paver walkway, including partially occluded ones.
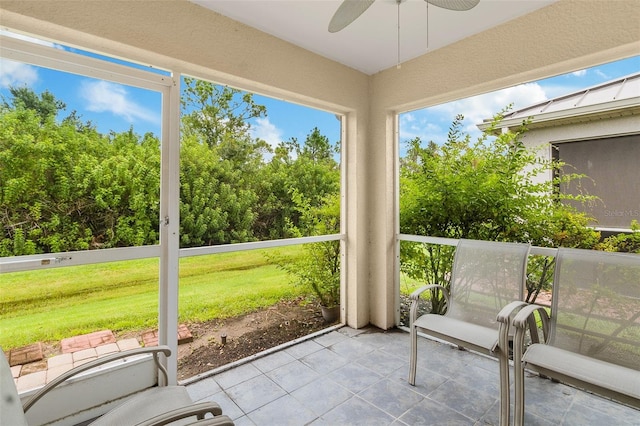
[8,342,43,367]
[61,330,116,353]
[141,324,193,347]
[8,325,192,393]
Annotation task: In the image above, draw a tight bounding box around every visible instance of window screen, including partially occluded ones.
[555,134,640,230]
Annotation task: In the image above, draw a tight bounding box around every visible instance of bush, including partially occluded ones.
[272,193,341,307]
[399,110,600,310]
[596,221,640,253]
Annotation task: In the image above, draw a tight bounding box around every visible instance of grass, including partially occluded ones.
[399,273,426,296]
[0,246,305,349]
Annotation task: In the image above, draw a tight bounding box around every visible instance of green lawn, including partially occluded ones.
[0,247,305,349]
[399,273,425,295]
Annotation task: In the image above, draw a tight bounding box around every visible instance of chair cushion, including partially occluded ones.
[523,344,640,400]
[90,386,195,426]
[413,314,499,353]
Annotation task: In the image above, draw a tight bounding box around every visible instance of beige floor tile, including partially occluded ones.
[72,348,97,362]
[16,370,47,392]
[117,338,141,351]
[96,343,119,356]
[48,353,73,369]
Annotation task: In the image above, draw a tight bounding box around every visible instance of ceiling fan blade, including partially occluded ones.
[425,0,480,11]
[328,0,376,33]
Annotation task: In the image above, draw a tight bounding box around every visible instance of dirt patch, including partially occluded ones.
[11,298,335,382]
[177,298,336,380]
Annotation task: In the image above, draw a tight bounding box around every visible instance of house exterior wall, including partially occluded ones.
[554,134,640,230]
[520,114,640,186]
[1,0,639,331]
[520,116,640,232]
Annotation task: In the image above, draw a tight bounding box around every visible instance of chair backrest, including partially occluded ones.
[447,239,530,329]
[550,248,640,370]
[0,350,28,426]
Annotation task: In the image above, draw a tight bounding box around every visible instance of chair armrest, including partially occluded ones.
[496,301,528,357]
[511,304,550,426]
[134,402,224,426]
[513,304,551,335]
[184,415,235,426]
[409,284,447,301]
[496,301,528,324]
[23,346,172,413]
[409,284,449,326]
[512,304,551,363]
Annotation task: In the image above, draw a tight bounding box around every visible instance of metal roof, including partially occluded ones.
[478,71,640,131]
[507,72,639,119]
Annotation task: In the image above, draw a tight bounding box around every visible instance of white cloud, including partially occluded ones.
[249,117,283,148]
[536,83,581,100]
[572,69,587,77]
[0,59,39,88]
[595,69,610,80]
[80,80,158,124]
[433,82,548,127]
[400,82,549,148]
[399,113,442,143]
[403,112,416,123]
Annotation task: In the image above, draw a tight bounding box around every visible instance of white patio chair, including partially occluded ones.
[512,248,640,425]
[1,345,231,425]
[408,238,531,426]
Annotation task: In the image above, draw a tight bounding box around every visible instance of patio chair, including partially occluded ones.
[408,239,531,426]
[1,345,231,426]
[512,248,640,425]
[136,402,235,426]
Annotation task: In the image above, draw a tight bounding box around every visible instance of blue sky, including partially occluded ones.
[0,31,342,151]
[0,56,342,149]
[399,55,640,153]
[0,31,637,158]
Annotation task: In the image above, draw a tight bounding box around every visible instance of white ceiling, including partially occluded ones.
[191,0,555,75]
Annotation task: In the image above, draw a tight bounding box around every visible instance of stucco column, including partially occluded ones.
[343,109,370,329]
[363,105,398,330]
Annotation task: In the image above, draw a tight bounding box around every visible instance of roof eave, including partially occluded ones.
[477,97,640,134]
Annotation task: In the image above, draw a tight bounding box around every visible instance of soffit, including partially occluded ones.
[191,0,556,75]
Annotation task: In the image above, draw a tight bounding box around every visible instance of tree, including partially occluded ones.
[596,220,640,253]
[300,127,337,162]
[0,88,161,255]
[179,135,257,246]
[88,129,161,248]
[180,77,267,161]
[399,111,600,311]
[1,82,342,254]
[1,105,94,254]
[253,128,340,240]
[2,86,65,124]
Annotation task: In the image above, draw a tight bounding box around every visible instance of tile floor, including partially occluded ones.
[183,327,639,426]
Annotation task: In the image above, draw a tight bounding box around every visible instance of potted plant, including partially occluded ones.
[301,239,341,322]
[276,193,341,322]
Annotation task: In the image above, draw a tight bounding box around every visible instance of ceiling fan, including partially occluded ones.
[328,0,480,33]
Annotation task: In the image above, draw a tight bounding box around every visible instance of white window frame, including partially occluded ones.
[0,33,347,382]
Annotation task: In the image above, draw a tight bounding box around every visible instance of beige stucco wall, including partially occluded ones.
[1,0,639,330]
